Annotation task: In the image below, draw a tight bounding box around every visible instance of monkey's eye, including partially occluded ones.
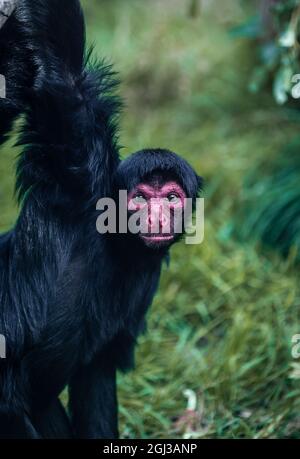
[167,193,180,204]
[133,193,147,204]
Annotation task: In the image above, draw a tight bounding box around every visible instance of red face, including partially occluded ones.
[127,180,186,248]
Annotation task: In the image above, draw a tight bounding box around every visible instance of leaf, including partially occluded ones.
[279,26,296,47]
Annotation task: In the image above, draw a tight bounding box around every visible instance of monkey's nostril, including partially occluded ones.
[160,213,169,227]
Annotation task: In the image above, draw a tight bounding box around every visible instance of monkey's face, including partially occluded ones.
[127,176,186,249]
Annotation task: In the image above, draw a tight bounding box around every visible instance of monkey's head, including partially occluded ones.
[115,149,202,250]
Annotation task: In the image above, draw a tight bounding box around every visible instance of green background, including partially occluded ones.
[1,0,300,438]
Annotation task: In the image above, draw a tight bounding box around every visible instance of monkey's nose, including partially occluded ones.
[148,214,157,227]
[159,213,169,229]
[148,210,168,230]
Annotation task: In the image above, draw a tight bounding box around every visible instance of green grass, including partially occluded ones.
[1,0,300,438]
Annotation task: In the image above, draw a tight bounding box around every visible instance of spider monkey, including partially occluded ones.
[0,0,202,438]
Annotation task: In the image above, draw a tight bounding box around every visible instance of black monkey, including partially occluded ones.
[0,0,202,439]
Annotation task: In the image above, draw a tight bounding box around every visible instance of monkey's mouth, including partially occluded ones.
[140,234,174,243]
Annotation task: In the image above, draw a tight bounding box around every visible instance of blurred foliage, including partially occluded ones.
[235,1,300,263]
[188,0,201,18]
[1,0,300,439]
[231,0,300,105]
[237,138,300,263]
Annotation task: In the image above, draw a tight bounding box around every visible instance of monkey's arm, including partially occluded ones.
[9,0,121,334]
[16,0,121,208]
[0,0,35,145]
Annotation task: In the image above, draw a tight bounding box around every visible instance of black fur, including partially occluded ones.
[0,0,202,439]
[0,3,35,143]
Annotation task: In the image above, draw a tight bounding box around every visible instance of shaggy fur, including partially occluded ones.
[0,2,35,143]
